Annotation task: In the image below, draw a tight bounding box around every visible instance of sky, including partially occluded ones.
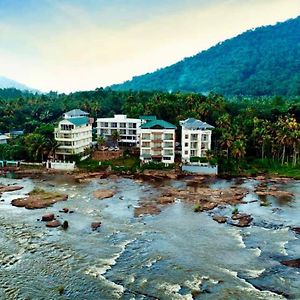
[0,0,300,93]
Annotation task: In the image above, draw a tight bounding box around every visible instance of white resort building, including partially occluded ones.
[180,118,214,163]
[140,119,177,164]
[54,109,93,159]
[96,114,142,146]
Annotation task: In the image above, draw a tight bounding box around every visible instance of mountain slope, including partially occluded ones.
[111,16,300,96]
[0,76,37,92]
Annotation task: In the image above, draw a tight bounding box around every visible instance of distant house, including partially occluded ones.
[180,118,214,163]
[140,119,177,164]
[9,130,24,137]
[63,109,89,119]
[96,114,142,146]
[0,134,8,144]
[54,110,93,160]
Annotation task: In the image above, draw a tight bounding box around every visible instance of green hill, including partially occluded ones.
[111,16,300,96]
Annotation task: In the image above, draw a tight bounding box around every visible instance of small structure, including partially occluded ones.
[46,160,76,171]
[0,134,8,144]
[140,119,177,164]
[96,114,142,146]
[54,110,93,160]
[180,118,214,163]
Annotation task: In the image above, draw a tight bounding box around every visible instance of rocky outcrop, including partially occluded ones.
[93,189,115,199]
[137,170,178,180]
[91,222,101,231]
[46,220,62,228]
[74,172,108,183]
[11,188,68,209]
[0,185,23,197]
[231,213,253,227]
[213,215,227,224]
[281,259,300,268]
[41,213,55,222]
[134,205,161,217]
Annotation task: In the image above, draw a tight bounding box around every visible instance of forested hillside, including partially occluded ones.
[111,16,300,96]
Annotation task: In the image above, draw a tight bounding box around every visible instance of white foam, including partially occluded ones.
[244,268,265,278]
[229,229,246,248]
[157,282,192,300]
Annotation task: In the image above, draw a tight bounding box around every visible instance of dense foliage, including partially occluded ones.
[111,16,300,96]
[0,88,299,175]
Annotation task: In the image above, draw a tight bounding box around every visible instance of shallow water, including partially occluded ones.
[0,176,299,299]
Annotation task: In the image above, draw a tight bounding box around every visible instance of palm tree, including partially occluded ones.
[111,130,120,146]
[96,136,106,150]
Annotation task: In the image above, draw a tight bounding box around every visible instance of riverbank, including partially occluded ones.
[0,172,299,299]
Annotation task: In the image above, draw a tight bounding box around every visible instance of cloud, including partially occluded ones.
[0,0,299,92]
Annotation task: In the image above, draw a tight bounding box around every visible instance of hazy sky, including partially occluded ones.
[0,0,299,92]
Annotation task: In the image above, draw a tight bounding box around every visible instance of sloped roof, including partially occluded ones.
[180,118,214,130]
[64,109,89,117]
[66,117,89,126]
[140,119,177,129]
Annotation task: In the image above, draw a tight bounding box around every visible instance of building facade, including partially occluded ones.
[0,135,8,144]
[54,110,92,160]
[180,118,214,163]
[140,120,177,164]
[96,114,142,145]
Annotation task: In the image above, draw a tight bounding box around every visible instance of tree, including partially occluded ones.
[111,131,120,146]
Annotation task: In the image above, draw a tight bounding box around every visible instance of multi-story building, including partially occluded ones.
[96,114,142,146]
[140,119,177,164]
[180,118,214,163]
[54,110,93,160]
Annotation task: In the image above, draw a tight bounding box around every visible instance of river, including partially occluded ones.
[0,175,299,299]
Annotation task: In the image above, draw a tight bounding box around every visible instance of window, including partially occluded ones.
[142,149,151,155]
[120,123,126,128]
[185,134,188,139]
[202,134,208,141]
[191,142,198,149]
[142,141,150,147]
[164,142,173,148]
[164,133,173,140]
[163,156,171,160]
[120,129,126,134]
[191,134,198,141]
[164,150,173,156]
[185,142,188,147]
[185,151,188,155]
[142,133,150,140]
[111,122,117,128]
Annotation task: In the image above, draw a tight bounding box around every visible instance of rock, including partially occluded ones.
[213,215,227,224]
[62,221,69,230]
[46,220,61,228]
[0,185,23,193]
[231,213,253,227]
[292,227,300,234]
[191,289,201,299]
[41,213,55,222]
[256,189,294,198]
[134,205,161,217]
[93,189,115,199]
[281,259,300,268]
[91,222,101,231]
[69,210,74,213]
[62,208,69,213]
[11,189,68,209]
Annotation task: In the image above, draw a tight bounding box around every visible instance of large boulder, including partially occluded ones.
[213,215,227,224]
[41,213,55,222]
[46,220,61,228]
[93,189,115,199]
[91,222,101,231]
[281,259,300,268]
